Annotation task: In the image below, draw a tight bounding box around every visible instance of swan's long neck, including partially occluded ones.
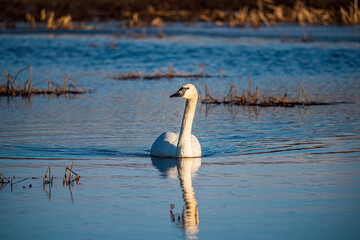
[176,97,197,157]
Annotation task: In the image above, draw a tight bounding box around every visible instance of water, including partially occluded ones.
[0,24,360,240]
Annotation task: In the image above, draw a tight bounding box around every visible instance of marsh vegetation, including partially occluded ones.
[1,0,359,30]
[0,66,88,97]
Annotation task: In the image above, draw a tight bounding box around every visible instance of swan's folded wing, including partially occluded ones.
[191,135,202,157]
[150,132,179,157]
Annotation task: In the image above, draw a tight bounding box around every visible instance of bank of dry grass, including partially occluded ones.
[1,0,359,29]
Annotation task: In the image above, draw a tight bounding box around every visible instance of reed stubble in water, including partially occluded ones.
[113,63,216,80]
[63,160,80,185]
[200,77,349,107]
[0,66,88,97]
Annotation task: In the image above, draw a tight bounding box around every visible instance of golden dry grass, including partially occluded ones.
[199,78,339,107]
[15,1,359,30]
[113,63,224,80]
[0,66,88,97]
[63,160,80,186]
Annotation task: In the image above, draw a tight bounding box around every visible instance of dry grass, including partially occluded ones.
[25,9,75,30]
[114,63,226,80]
[200,78,340,107]
[0,173,10,184]
[125,0,360,27]
[24,8,96,30]
[2,1,359,30]
[43,165,53,185]
[63,160,80,186]
[0,66,88,97]
[3,0,355,30]
[225,0,359,27]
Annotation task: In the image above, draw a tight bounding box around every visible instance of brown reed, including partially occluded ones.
[25,9,75,30]
[203,0,360,27]
[200,79,340,107]
[6,0,359,31]
[121,0,359,27]
[0,173,10,183]
[114,63,222,80]
[63,160,80,185]
[43,165,53,184]
[0,66,88,97]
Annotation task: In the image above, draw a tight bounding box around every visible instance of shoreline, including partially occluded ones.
[1,0,359,30]
[1,22,359,43]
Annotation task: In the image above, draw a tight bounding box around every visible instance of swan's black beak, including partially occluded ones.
[170,87,189,98]
[170,91,182,98]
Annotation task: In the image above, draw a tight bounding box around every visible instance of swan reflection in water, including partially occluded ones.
[151,157,201,239]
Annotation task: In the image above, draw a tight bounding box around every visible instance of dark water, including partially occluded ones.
[0,24,360,240]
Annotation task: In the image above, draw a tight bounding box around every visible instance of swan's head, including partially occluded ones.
[170,84,198,100]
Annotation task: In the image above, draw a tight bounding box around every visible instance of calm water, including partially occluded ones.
[0,24,360,240]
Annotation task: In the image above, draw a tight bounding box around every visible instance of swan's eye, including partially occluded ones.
[178,87,190,95]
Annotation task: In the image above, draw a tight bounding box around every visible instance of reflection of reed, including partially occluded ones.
[43,165,53,201]
[43,180,52,202]
[64,177,78,203]
[68,183,75,203]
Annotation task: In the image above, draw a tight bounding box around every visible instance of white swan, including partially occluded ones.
[151,84,201,158]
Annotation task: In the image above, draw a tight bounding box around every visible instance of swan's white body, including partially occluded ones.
[151,84,201,158]
[151,132,201,158]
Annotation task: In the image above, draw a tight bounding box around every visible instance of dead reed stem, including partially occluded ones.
[298,87,309,104]
[0,173,10,183]
[355,0,359,24]
[43,165,53,184]
[68,160,74,182]
[63,160,80,185]
[256,87,261,102]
